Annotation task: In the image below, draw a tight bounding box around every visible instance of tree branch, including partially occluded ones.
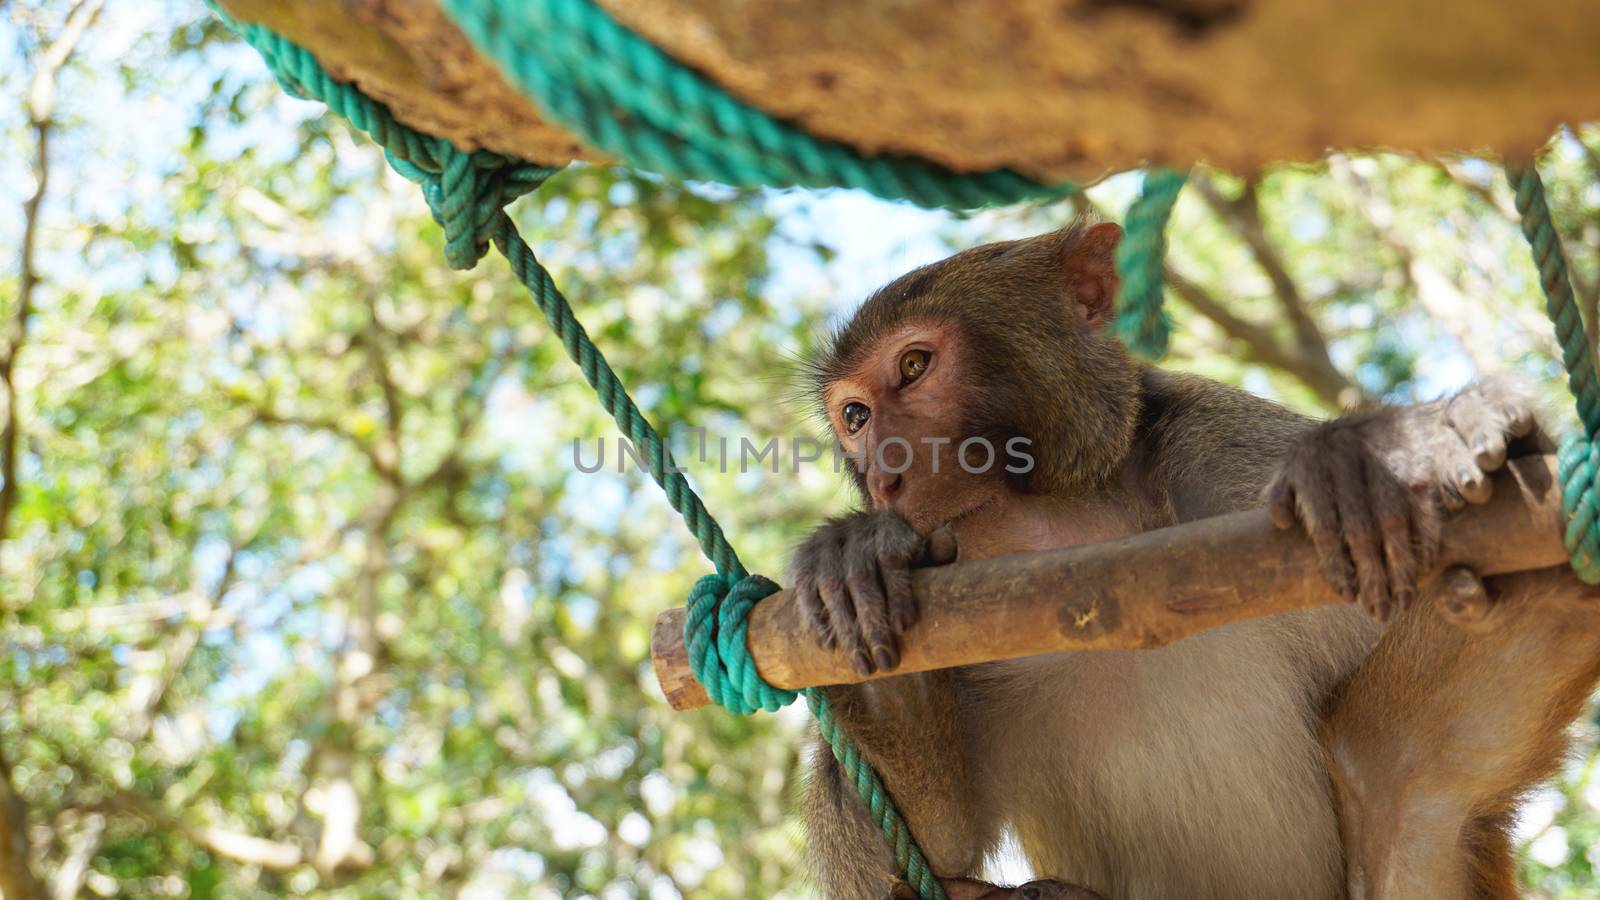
[105,790,306,871]
[250,406,395,481]
[0,745,41,900]
[1165,269,1357,407]
[0,5,104,896]
[1434,158,1521,221]
[1435,156,1598,356]
[354,302,404,483]
[654,456,1569,710]
[1072,175,1359,406]
[1332,157,1560,370]
[48,812,103,900]
[1191,174,1337,365]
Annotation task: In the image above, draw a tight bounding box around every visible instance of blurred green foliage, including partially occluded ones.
[3,1,1600,897]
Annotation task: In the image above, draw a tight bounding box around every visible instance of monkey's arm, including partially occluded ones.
[1144,370,1539,622]
[793,513,1003,896]
[1265,377,1540,621]
[807,672,1001,897]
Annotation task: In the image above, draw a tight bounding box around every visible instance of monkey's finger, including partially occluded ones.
[844,535,897,672]
[1293,459,1357,605]
[790,535,836,650]
[1334,451,1394,622]
[1505,402,1536,438]
[793,572,832,650]
[848,581,896,673]
[1267,475,1298,530]
[1437,477,1467,513]
[921,524,958,567]
[820,576,872,676]
[812,534,855,653]
[1447,388,1512,472]
[1478,374,1539,439]
[1366,455,1418,610]
[879,552,918,635]
[1444,432,1493,506]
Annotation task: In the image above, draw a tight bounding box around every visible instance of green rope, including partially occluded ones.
[1507,161,1600,583]
[805,689,944,899]
[212,6,947,897]
[210,4,1600,889]
[436,0,1071,211]
[1113,168,1186,357]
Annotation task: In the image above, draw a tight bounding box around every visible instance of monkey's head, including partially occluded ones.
[810,220,1142,532]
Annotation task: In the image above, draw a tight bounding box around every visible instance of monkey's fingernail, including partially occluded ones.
[873,645,897,672]
[1373,602,1392,624]
[1473,435,1487,453]
[851,649,872,676]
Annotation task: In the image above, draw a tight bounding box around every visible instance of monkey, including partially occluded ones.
[791,220,1600,899]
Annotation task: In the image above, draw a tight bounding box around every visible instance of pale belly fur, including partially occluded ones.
[962,608,1375,900]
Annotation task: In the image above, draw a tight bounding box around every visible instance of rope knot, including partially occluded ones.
[387,146,554,269]
[684,572,795,714]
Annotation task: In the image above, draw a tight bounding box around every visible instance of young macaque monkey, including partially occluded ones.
[794,221,1600,899]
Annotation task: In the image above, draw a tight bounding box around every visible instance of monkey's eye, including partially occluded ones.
[842,401,870,435]
[899,349,931,385]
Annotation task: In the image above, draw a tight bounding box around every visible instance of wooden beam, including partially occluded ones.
[652,454,1571,711]
[213,0,1600,183]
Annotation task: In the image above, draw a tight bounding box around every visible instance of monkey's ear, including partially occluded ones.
[1062,222,1122,331]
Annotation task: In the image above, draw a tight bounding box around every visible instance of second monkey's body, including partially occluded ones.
[797,222,1600,899]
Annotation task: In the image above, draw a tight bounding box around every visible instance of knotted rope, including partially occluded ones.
[437,0,1071,211]
[686,573,793,714]
[212,5,949,896]
[1507,161,1600,583]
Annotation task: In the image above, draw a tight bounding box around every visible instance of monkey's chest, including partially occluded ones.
[962,620,1346,900]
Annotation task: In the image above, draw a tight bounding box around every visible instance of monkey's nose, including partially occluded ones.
[869,470,903,506]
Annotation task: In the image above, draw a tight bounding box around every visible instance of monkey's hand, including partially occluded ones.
[1266,376,1539,623]
[790,511,957,676]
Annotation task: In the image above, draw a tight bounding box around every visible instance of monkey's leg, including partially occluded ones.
[1320,567,1600,899]
[806,671,1002,899]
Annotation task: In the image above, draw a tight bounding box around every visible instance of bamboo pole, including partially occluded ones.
[652,454,1572,711]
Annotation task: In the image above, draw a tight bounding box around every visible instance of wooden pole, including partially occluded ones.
[652,455,1572,711]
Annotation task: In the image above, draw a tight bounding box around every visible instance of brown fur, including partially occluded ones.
[796,222,1600,899]
[814,220,1141,499]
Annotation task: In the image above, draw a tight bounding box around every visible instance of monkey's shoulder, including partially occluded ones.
[1132,367,1315,519]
